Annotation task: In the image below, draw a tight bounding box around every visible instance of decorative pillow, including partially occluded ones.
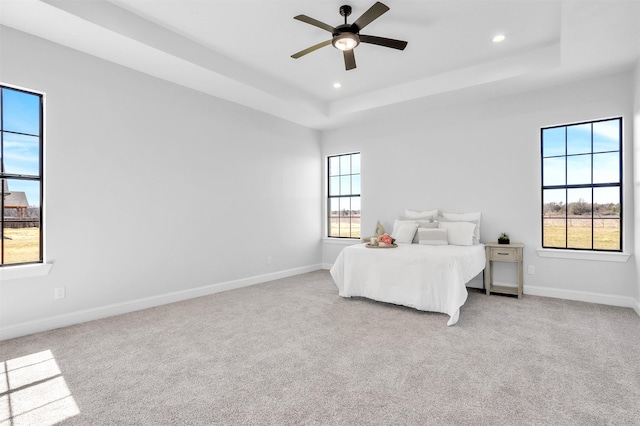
[413,220,438,243]
[441,211,482,244]
[415,219,435,227]
[405,209,438,219]
[394,218,436,243]
[394,222,419,244]
[418,228,448,245]
[417,220,438,228]
[439,221,476,246]
[362,220,387,243]
[392,219,414,236]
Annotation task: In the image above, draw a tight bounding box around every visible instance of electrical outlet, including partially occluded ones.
[267,256,272,264]
[54,287,66,299]
[527,265,535,275]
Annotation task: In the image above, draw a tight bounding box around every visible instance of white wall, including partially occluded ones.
[0,27,322,338]
[2,27,637,339]
[323,70,637,304]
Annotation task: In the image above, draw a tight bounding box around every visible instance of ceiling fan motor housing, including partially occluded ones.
[334,23,361,36]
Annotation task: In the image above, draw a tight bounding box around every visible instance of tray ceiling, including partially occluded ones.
[1,0,639,129]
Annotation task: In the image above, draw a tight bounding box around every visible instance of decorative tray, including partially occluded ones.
[366,243,398,248]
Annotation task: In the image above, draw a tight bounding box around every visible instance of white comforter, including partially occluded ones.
[330,243,486,326]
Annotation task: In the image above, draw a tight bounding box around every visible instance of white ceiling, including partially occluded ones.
[1,0,639,129]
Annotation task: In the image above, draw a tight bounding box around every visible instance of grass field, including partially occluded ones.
[329,217,361,238]
[328,216,620,249]
[2,227,41,264]
[3,219,618,264]
[543,218,620,250]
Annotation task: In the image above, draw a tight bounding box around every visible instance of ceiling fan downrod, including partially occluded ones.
[339,5,353,25]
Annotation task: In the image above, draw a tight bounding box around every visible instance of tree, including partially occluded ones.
[543,201,565,216]
[569,198,591,216]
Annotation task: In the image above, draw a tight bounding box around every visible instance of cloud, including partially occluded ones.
[3,151,39,163]
[592,119,620,142]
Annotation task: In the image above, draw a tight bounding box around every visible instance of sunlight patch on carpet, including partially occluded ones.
[1,350,79,425]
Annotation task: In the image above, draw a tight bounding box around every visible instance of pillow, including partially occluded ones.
[439,221,476,246]
[362,220,387,243]
[441,211,482,244]
[405,209,438,219]
[417,220,438,229]
[442,211,481,222]
[392,219,414,236]
[399,216,433,226]
[418,228,448,245]
[394,218,437,243]
[394,222,419,244]
[437,216,480,244]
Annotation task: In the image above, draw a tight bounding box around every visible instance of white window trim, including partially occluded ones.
[1,83,46,272]
[326,152,361,239]
[323,237,361,245]
[540,117,623,253]
[537,248,630,262]
[0,263,52,281]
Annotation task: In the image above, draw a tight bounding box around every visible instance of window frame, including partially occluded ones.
[540,117,622,252]
[1,84,45,267]
[327,152,361,239]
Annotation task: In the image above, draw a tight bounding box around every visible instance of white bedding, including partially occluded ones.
[330,243,486,326]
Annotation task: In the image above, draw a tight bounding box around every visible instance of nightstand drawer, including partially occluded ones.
[490,247,517,261]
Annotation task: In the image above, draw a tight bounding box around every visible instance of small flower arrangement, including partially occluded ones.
[378,233,396,245]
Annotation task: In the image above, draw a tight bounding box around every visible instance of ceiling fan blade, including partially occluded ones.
[360,35,408,50]
[343,49,356,70]
[293,15,335,33]
[352,2,390,31]
[291,40,332,59]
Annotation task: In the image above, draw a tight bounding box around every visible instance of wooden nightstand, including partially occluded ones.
[485,242,524,298]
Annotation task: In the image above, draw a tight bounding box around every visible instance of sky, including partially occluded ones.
[0,90,622,210]
[1,87,41,208]
[542,119,621,205]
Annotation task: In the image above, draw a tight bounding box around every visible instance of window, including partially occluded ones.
[328,152,360,238]
[541,118,621,251]
[1,85,44,266]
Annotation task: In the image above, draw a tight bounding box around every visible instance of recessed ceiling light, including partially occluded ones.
[333,82,342,89]
[492,34,506,43]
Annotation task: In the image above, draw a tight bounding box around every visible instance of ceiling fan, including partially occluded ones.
[291,2,408,71]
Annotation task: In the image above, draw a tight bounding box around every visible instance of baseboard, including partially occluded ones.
[322,263,333,270]
[632,298,640,317]
[525,285,639,314]
[0,264,323,341]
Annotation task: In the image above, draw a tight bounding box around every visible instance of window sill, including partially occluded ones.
[323,238,362,245]
[536,249,630,262]
[0,263,53,281]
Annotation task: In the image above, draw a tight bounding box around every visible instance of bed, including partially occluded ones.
[329,243,486,326]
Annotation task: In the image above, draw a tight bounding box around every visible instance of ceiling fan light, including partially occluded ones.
[332,33,360,51]
[492,34,506,43]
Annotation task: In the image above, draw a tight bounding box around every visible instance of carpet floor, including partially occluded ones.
[1,270,639,425]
